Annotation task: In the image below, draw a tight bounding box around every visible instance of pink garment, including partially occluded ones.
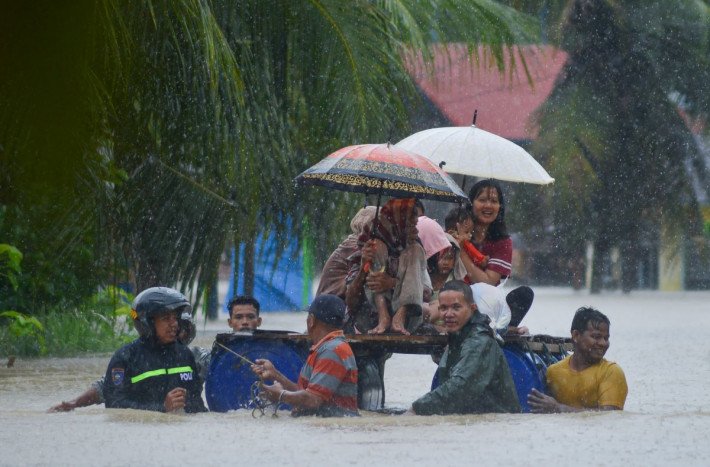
[416,216,450,259]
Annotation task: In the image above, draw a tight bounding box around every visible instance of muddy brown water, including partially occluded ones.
[2,289,709,466]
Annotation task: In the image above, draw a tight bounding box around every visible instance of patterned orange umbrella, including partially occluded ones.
[294,143,467,203]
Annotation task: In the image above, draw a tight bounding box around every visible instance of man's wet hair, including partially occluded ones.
[440,280,473,305]
[227,295,261,317]
[570,306,610,334]
[444,205,473,231]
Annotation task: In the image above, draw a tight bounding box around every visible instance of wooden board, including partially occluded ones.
[215,331,573,355]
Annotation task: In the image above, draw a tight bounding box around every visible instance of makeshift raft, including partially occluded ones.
[205,331,573,413]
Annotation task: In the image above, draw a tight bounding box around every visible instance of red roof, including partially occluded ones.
[409,45,567,140]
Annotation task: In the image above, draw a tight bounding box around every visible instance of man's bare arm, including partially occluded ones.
[527,388,621,413]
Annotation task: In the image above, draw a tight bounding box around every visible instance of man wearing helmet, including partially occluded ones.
[103,287,207,413]
[49,293,265,413]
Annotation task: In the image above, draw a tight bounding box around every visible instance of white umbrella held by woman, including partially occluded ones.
[396,112,554,185]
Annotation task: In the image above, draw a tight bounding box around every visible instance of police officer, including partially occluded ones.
[103,287,207,413]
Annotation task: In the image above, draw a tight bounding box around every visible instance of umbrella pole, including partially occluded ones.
[362,183,384,275]
[371,182,383,238]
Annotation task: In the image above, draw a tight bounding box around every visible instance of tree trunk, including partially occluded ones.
[620,238,638,293]
[243,237,256,297]
[206,279,219,319]
[590,241,607,294]
[232,233,240,298]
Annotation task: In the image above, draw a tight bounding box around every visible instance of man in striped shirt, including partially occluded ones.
[253,294,359,417]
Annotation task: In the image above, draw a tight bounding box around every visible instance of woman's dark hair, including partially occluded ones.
[468,179,509,241]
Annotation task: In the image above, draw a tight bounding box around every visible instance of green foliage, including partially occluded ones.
[0,287,134,357]
[523,0,710,291]
[0,310,46,356]
[44,286,135,356]
[0,244,22,291]
[1,0,542,311]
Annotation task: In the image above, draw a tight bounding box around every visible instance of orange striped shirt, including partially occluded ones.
[297,330,358,415]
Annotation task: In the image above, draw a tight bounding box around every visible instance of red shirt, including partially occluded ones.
[463,237,512,285]
[477,237,512,279]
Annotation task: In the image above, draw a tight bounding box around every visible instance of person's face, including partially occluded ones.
[472,187,501,227]
[228,304,262,331]
[437,247,456,275]
[439,290,475,333]
[457,218,474,239]
[572,321,610,365]
[406,210,419,244]
[154,311,179,345]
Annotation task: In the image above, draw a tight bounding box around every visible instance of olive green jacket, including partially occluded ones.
[412,311,521,415]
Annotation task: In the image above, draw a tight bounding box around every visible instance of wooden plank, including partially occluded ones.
[215,331,572,355]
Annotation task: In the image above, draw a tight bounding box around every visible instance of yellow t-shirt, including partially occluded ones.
[546,355,628,409]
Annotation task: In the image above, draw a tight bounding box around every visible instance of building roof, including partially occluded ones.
[409,45,567,141]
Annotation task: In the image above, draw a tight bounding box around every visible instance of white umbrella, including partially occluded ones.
[396,124,554,185]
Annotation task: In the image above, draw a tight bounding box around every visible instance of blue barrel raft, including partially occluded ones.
[206,333,309,412]
[206,332,571,413]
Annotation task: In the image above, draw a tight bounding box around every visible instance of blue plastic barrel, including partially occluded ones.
[503,346,546,413]
[206,337,307,412]
[429,345,545,413]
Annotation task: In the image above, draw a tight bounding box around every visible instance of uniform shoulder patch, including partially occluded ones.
[111,368,125,386]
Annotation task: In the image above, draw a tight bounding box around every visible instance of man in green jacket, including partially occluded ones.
[409,280,520,415]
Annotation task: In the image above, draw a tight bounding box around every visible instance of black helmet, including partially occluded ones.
[131,287,192,339]
[178,311,196,346]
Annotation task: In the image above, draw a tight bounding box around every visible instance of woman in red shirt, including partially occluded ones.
[452,179,512,286]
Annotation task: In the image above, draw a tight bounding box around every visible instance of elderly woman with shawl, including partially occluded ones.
[316,206,377,300]
[345,198,431,335]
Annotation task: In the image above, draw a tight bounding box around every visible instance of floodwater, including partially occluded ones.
[2,288,709,466]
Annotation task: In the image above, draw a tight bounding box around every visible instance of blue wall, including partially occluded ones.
[222,234,312,313]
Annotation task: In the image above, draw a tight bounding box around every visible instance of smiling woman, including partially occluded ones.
[457,179,513,286]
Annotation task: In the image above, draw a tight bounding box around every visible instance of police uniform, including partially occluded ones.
[93,345,210,404]
[103,337,207,413]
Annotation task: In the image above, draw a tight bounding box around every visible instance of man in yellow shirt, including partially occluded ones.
[528,306,627,412]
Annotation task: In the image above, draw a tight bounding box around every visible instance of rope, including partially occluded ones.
[215,342,258,366]
[215,342,281,417]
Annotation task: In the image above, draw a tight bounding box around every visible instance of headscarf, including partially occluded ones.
[316,206,377,298]
[416,216,450,260]
[359,198,416,255]
[350,206,377,236]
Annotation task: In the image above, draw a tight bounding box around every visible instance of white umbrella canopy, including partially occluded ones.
[396,124,554,185]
